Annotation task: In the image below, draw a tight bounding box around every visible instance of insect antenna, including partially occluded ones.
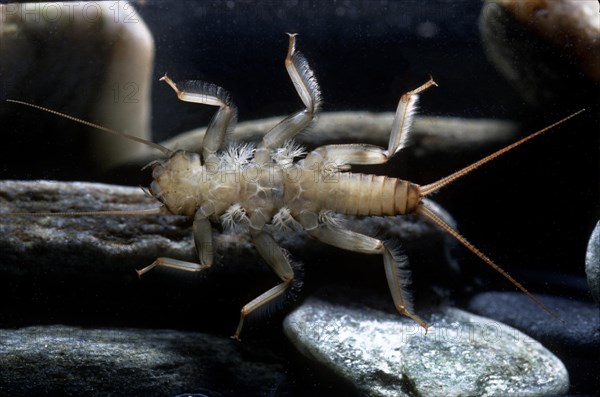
[416,203,563,322]
[420,108,586,197]
[1,207,165,218]
[415,109,586,322]
[6,99,173,156]
[4,99,172,217]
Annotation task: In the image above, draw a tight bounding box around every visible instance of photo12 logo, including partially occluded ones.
[1,2,139,24]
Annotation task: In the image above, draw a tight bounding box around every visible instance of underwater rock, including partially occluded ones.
[469,291,600,395]
[0,1,154,177]
[284,289,569,397]
[489,0,599,81]
[479,0,599,108]
[586,221,600,304]
[0,180,191,277]
[0,325,285,397]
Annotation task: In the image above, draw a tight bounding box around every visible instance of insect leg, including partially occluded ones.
[254,33,322,163]
[136,208,214,276]
[301,78,436,170]
[135,257,210,277]
[193,209,215,267]
[303,143,388,170]
[160,74,238,161]
[387,78,437,157]
[233,228,296,340]
[297,211,428,329]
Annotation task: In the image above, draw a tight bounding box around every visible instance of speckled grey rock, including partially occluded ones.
[284,294,569,397]
[469,292,599,353]
[0,325,284,397]
[469,291,600,395]
[0,180,193,277]
[586,220,600,304]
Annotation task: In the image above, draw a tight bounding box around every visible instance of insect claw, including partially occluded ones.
[135,262,157,278]
[159,73,180,95]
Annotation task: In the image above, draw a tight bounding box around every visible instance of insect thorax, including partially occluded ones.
[149,147,292,219]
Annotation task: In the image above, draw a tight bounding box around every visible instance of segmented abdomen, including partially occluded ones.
[289,170,421,216]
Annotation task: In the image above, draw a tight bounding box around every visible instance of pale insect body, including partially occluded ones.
[7,33,584,340]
